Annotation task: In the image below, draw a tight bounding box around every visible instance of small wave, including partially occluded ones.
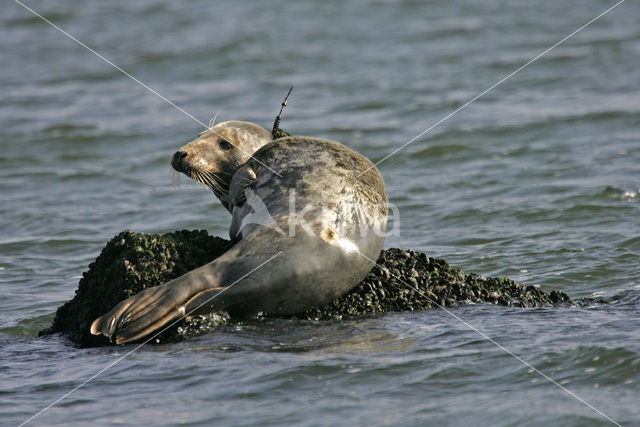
[412,143,479,159]
[570,290,640,309]
[5,11,73,28]
[599,186,639,201]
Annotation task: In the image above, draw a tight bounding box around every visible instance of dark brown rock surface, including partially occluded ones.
[40,230,569,346]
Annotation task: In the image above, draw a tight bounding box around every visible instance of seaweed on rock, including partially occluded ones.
[40,230,569,346]
[302,248,569,320]
[39,230,234,346]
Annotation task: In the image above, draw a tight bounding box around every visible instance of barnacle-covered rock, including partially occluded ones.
[39,230,233,346]
[40,231,569,346]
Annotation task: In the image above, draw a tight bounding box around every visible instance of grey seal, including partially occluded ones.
[91,121,387,344]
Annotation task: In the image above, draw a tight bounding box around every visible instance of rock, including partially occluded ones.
[40,231,570,346]
[38,230,234,346]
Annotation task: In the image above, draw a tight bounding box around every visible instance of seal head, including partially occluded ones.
[171,121,273,211]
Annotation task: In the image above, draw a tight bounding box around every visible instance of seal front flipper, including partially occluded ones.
[91,261,224,344]
[229,164,277,241]
[229,166,257,208]
[90,283,192,344]
[90,296,139,339]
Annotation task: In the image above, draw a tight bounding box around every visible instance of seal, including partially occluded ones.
[169,121,275,212]
[91,121,388,344]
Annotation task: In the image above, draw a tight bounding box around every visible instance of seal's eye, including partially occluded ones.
[219,140,233,151]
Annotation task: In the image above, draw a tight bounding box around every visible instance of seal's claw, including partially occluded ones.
[112,306,183,345]
[90,296,136,338]
[89,314,111,338]
[90,284,188,344]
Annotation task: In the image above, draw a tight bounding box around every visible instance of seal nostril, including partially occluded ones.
[173,151,188,161]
